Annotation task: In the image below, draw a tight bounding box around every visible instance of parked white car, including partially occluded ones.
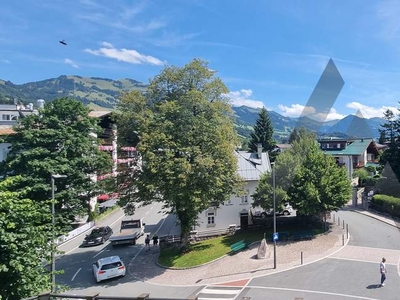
[92,256,126,283]
[256,203,293,218]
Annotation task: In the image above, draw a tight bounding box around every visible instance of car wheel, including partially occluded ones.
[261,212,267,219]
[283,210,289,216]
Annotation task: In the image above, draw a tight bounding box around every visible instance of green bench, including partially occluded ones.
[230,240,247,253]
[292,230,314,240]
[279,231,290,241]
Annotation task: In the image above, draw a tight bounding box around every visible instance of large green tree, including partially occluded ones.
[0,177,53,300]
[288,142,351,217]
[253,128,350,218]
[117,59,242,246]
[252,127,315,210]
[248,107,275,153]
[0,98,110,230]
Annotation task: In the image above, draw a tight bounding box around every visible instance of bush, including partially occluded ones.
[371,194,400,218]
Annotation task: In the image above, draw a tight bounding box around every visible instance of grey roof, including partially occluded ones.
[235,151,271,181]
[0,104,17,110]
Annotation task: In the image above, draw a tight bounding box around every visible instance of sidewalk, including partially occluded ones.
[348,206,400,229]
[132,219,348,286]
[132,207,399,287]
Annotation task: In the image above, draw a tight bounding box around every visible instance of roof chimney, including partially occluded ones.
[257,143,262,159]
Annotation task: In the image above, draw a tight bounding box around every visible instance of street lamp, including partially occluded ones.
[271,162,277,269]
[51,174,67,293]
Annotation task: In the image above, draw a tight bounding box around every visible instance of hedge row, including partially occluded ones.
[371,194,400,218]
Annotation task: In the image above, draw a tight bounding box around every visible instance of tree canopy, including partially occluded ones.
[0,177,53,299]
[379,107,400,196]
[288,142,351,216]
[253,127,351,217]
[248,107,275,153]
[0,98,110,230]
[116,59,242,246]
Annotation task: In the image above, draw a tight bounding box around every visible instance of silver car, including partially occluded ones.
[92,256,126,283]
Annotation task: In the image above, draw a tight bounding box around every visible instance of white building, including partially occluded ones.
[0,102,41,163]
[194,145,271,234]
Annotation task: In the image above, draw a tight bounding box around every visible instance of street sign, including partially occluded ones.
[273,232,279,242]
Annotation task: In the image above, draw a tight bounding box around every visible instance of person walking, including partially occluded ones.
[152,234,159,247]
[380,257,387,287]
[145,234,151,252]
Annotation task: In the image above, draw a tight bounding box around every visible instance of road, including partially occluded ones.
[241,209,400,300]
[56,207,400,300]
[56,201,186,294]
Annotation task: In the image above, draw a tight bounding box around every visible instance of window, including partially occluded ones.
[207,212,215,225]
[337,143,341,148]
[241,190,249,204]
[1,114,11,121]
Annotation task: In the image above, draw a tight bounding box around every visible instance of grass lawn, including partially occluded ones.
[158,220,326,268]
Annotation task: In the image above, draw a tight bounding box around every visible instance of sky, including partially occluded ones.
[1,0,400,121]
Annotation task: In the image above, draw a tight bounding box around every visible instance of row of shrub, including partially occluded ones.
[371,194,400,219]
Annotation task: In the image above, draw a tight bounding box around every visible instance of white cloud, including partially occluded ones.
[1,59,10,64]
[347,102,398,119]
[278,104,346,121]
[101,41,113,48]
[64,58,79,68]
[84,42,164,66]
[224,89,264,109]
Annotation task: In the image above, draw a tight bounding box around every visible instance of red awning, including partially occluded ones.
[97,194,110,201]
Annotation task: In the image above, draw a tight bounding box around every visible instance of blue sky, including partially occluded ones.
[1,0,400,120]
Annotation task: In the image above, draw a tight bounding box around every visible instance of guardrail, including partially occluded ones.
[56,221,95,245]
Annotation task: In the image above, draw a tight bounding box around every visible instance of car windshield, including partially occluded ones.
[89,228,105,236]
[121,221,139,229]
[101,262,122,270]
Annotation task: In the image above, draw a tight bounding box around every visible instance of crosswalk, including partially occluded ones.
[197,285,244,300]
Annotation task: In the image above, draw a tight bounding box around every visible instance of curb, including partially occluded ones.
[349,209,400,229]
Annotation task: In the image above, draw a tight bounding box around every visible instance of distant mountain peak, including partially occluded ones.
[0,76,384,140]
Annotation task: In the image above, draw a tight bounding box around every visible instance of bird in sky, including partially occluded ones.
[59,39,67,45]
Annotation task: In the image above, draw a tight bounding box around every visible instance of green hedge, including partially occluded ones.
[371,194,400,218]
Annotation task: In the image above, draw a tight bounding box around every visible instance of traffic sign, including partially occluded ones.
[273,232,279,242]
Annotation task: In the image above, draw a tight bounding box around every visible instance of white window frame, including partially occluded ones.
[2,114,11,121]
[207,212,215,226]
[241,189,249,204]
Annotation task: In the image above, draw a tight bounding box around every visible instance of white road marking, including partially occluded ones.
[71,268,81,281]
[197,286,244,300]
[249,286,379,300]
[93,249,105,258]
[329,256,399,266]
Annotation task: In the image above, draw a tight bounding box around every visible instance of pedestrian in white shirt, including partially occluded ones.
[380,257,387,287]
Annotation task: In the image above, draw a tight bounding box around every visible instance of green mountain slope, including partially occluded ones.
[0,75,147,108]
[0,76,384,140]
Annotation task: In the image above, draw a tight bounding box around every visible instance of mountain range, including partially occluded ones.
[0,76,385,141]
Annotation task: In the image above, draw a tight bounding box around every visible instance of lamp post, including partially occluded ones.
[272,162,277,269]
[51,174,67,293]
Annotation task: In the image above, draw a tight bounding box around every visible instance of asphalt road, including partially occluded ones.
[55,201,182,291]
[240,209,400,300]
[56,208,400,300]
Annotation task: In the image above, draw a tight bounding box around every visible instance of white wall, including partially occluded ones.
[0,143,10,162]
[195,180,259,232]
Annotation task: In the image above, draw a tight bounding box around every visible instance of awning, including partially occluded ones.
[97,194,110,201]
